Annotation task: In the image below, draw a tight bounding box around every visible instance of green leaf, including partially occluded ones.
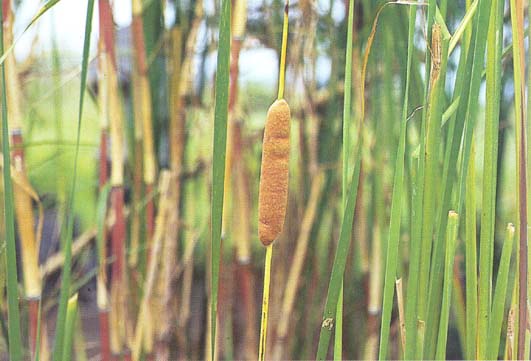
[61,294,78,361]
[52,0,94,358]
[487,224,516,359]
[378,5,415,360]
[210,0,231,357]
[434,211,459,360]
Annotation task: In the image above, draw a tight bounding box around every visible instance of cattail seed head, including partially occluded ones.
[258,99,291,246]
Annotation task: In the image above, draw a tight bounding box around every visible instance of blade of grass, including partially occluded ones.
[509,0,528,357]
[337,0,355,357]
[62,294,78,361]
[0,3,23,360]
[417,19,450,356]
[424,2,494,357]
[315,138,362,360]
[52,0,94,358]
[465,141,477,360]
[377,4,415,360]
[210,0,231,356]
[487,224,516,359]
[434,211,459,360]
[477,0,504,358]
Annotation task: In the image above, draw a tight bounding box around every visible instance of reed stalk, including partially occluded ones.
[131,0,157,247]
[98,0,129,356]
[2,3,41,356]
[95,183,111,361]
[154,22,186,359]
[132,171,171,360]
[0,1,22,359]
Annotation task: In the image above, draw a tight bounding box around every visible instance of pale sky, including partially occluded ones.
[12,0,339,86]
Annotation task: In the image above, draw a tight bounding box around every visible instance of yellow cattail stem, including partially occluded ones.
[258,244,273,361]
[258,99,291,246]
[277,0,289,100]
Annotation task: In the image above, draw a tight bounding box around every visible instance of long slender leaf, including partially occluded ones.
[487,224,516,359]
[315,141,362,360]
[378,5,415,360]
[52,1,94,358]
[336,0,355,357]
[477,0,504,358]
[434,211,459,360]
[424,2,494,357]
[465,142,477,360]
[61,294,78,361]
[210,0,231,357]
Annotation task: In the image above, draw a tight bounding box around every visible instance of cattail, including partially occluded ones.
[258,99,291,246]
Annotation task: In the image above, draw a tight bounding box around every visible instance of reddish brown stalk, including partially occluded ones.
[28,298,38,357]
[98,0,117,70]
[99,0,129,355]
[97,37,111,361]
[3,2,42,356]
[99,310,111,361]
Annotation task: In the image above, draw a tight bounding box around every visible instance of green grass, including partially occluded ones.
[52,1,94,358]
[209,0,231,356]
[0,1,527,360]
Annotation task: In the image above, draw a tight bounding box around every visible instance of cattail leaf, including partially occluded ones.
[52,0,94,358]
[378,5,416,359]
[210,0,231,357]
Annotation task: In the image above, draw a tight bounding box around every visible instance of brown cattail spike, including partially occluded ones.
[258,99,291,246]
